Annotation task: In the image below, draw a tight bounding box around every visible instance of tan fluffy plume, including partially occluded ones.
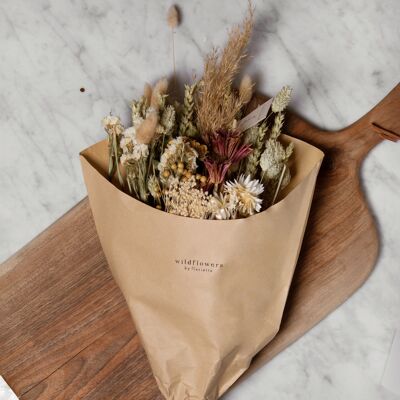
[136,111,159,145]
[143,83,153,108]
[197,3,254,139]
[167,5,180,29]
[239,74,254,105]
[151,78,169,109]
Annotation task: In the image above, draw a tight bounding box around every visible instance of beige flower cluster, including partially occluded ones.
[164,177,213,219]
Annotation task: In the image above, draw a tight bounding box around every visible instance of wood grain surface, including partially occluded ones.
[1,84,399,399]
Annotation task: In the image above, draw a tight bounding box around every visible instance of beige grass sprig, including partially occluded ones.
[271,113,284,139]
[179,83,199,137]
[102,115,125,187]
[196,3,254,138]
[242,122,268,177]
[272,86,292,113]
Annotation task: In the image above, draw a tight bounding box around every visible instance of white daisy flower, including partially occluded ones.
[131,143,149,160]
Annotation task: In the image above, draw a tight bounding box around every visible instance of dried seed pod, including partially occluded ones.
[167,5,180,29]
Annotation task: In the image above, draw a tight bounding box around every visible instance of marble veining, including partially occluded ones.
[0,0,399,399]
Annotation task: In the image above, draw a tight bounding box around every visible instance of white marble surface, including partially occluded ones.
[0,0,399,399]
[0,376,18,400]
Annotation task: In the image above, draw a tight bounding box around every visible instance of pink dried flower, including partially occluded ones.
[205,130,252,186]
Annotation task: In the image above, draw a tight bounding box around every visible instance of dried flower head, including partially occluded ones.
[211,130,252,164]
[224,174,264,216]
[120,127,149,164]
[189,140,208,160]
[205,130,252,185]
[210,192,238,220]
[164,177,212,219]
[158,137,198,180]
[102,115,124,136]
[272,86,292,113]
[131,98,146,127]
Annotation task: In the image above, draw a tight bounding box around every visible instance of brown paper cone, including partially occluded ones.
[80,135,323,400]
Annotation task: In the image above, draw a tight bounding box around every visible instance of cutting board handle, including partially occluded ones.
[335,83,400,158]
[364,83,400,142]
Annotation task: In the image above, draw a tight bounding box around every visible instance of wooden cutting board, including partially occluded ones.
[0,84,399,400]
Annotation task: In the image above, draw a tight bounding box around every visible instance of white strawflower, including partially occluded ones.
[120,127,148,164]
[122,127,136,139]
[210,192,238,220]
[102,115,124,136]
[131,143,149,160]
[224,174,264,216]
[102,115,121,128]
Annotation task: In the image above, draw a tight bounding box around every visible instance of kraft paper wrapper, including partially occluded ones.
[80,135,323,400]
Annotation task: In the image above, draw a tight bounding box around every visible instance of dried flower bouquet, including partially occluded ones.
[102,6,294,219]
[80,4,324,400]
